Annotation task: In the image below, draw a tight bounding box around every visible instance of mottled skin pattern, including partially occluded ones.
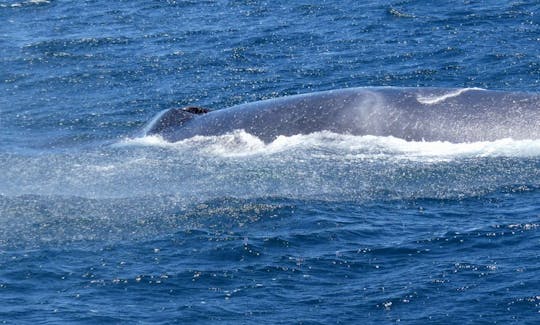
[145,87,540,143]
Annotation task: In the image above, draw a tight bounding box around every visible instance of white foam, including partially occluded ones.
[362,136,540,161]
[117,134,172,147]
[117,131,540,160]
[4,0,50,7]
[416,88,485,105]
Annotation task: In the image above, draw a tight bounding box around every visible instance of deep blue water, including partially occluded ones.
[2,0,540,323]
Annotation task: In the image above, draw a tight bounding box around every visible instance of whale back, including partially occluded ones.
[141,88,540,143]
[144,106,209,136]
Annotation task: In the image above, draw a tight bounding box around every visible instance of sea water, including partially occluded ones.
[1,0,540,323]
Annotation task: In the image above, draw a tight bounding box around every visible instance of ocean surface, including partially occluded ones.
[1,0,540,323]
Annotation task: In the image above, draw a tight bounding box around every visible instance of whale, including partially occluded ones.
[143,87,540,143]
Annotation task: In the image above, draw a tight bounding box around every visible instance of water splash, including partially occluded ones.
[118,130,540,160]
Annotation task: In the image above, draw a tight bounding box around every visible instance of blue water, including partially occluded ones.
[2,0,540,323]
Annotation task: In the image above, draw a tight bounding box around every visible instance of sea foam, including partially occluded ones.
[117,131,540,160]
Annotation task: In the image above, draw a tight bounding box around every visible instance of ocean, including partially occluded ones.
[1,0,540,323]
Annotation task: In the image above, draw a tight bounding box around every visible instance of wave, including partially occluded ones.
[0,0,50,8]
[117,130,540,160]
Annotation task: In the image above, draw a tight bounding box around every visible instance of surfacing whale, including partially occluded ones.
[143,87,540,143]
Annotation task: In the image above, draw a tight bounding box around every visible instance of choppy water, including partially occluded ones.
[1,0,540,323]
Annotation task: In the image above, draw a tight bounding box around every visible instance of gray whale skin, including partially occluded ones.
[144,87,540,143]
